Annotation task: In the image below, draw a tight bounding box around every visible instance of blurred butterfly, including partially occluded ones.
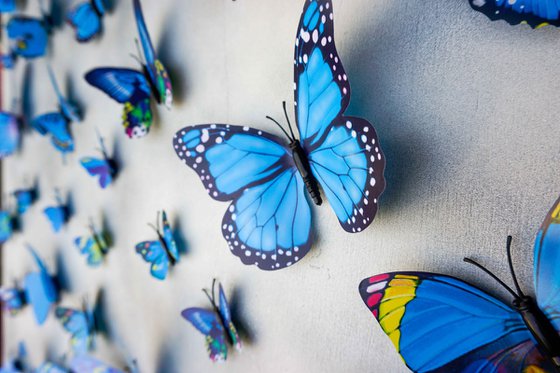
[181,279,242,363]
[173,0,385,271]
[36,362,68,373]
[1,50,17,69]
[56,300,96,354]
[67,0,106,42]
[0,285,26,315]
[80,130,117,189]
[6,5,51,60]
[0,112,20,158]
[358,195,560,372]
[32,67,81,154]
[84,0,173,139]
[469,0,560,28]
[74,220,109,266]
[0,210,14,243]
[0,0,16,13]
[70,355,137,373]
[13,187,38,215]
[0,342,27,373]
[43,193,70,233]
[135,210,179,280]
[24,245,59,325]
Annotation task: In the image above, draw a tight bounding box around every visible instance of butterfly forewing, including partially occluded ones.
[469,0,560,28]
[218,284,242,351]
[182,307,228,362]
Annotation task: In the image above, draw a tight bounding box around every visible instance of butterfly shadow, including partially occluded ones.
[21,62,35,134]
[92,288,112,340]
[172,215,189,257]
[64,74,85,120]
[100,211,115,250]
[110,130,125,179]
[155,342,180,373]
[46,0,65,30]
[229,286,256,347]
[64,190,75,223]
[53,249,70,295]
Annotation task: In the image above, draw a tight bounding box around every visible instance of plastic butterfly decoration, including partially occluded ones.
[36,361,68,373]
[135,210,179,280]
[84,0,173,139]
[0,0,16,13]
[5,0,52,61]
[13,187,38,215]
[43,193,70,233]
[74,220,109,266]
[358,195,560,372]
[469,0,560,28]
[70,355,138,373]
[24,246,59,325]
[181,279,242,363]
[67,0,106,42]
[32,67,81,155]
[80,130,118,189]
[0,343,27,373]
[0,285,26,315]
[173,0,385,271]
[0,210,14,244]
[55,300,96,354]
[0,112,20,159]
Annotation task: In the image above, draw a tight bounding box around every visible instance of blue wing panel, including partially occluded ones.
[0,112,19,158]
[32,113,74,154]
[0,211,13,243]
[133,0,155,68]
[135,241,169,280]
[84,68,150,103]
[7,17,48,58]
[66,2,102,42]
[44,206,68,232]
[55,307,93,354]
[469,0,560,27]
[0,0,15,13]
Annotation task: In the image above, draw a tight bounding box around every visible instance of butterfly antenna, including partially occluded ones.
[266,116,293,142]
[147,223,159,235]
[282,101,297,141]
[506,236,525,297]
[134,39,145,65]
[202,289,215,307]
[463,257,520,300]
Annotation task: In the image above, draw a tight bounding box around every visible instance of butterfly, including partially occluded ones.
[0,0,15,13]
[36,362,68,373]
[70,355,137,373]
[0,210,14,243]
[469,0,560,28]
[358,195,560,372]
[135,210,179,280]
[0,342,27,373]
[13,187,38,215]
[84,0,173,139]
[173,0,386,271]
[43,193,70,233]
[67,0,106,43]
[55,301,96,354]
[0,112,20,159]
[80,131,117,189]
[24,246,59,325]
[181,279,242,362]
[6,11,51,59]
[0,286,26,315]
[74,221,109,266]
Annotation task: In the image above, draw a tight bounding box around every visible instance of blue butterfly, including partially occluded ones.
[0,210,14,243]
[74,221,109,266]
[0,286,26,315]
[70,355,135,373]
[84,0,173,139]
[469,0,560,27]
[0,342,27,373]
[173,0,386,271]
[13,187,38,215]
[0,112,20,159]
[55,301,96,354]
[0,0,15,13]
[182,279,242,363]
[1,50,17,69]
[6,14,49,59]
[24,246,59,325]
[135,210,179,280]
[35,362,68,373]
[67,0,106,43]
[359,195,560,372]
[43,193,70,233]
[80,131,117,189]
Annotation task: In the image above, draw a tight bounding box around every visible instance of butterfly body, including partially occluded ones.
[290,140,322,205]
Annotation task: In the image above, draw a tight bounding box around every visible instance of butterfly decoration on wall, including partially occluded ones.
[85,0,173,139]
[70,355,138,373]
[74,220,110,266]
[0,210,15,244]
[358,195,560,372]
[0,285,26,315]
[24,246,59,325]
[469,0,560,28]
[35,362,68,373]
[0,112,20,159]
[173,0,386,271]
[56,300,97,354]
[32,66,81,155]
[67,0,106,42]
[0,0,16,13]
[13,186,38,215]
[43,192,70,233]
[181,279,242,362]
[5,0,52,61]
[80,130,118,189]
[135,210,179,280]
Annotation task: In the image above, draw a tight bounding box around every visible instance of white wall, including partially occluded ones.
[3,0,560,372]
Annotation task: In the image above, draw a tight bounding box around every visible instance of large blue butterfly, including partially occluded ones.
[24,246,59,325]
[135,210,179,280]
[80,131,117,189]
[84,0,173,139]
[55,302,96,354]
[181,280,242,362]
[0,112,20,159]
[6,15,49,59]
[469,0,560,27]
[67,0,106,43]
[173,0,386,271]
[359,195,560,372]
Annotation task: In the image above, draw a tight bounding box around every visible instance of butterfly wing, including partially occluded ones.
[43,206,68,232]
[135,240,169,280]
[7,17,48,58]
[295,0,385,232]
[31,113,74,153]
[161,210,179,261]
[174,125,313,270]
[0,288,25,315]
[0,211,13,243]
[80,157,113,188]
[0,0,15,13]
[1,51,17,69]
[74,236,104,266]
[359,272,555,372]
[55,307,93,354]
[85,68,153,138]
[217,284,242,351]
[0,112,19,158]
[35,362,68,373]
[181,308,228,362]
[23,248,58,325]
[469,0,560,28]
[66,2,102,42]
[70,356,123,373]
[13,189,36,215]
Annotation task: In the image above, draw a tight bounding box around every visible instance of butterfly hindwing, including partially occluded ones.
[469,0,560,28]
[181,307,228,362]
[13,189,37,215]
[44,206,68,232]
[55,306,94,354]
[135,240,169,280]
[23,248,58,325]
[80,157,114,189]
[0,0,15,13]
[66,1,104,42]
[0,112,19,158]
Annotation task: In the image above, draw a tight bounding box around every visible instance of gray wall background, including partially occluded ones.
[3,0,560,372]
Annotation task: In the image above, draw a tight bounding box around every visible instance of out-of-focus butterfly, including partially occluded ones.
[0,112,20,158]
[0,342,28,373]
[56,300,96,354]
[36,362,68,373]
[80,130,117,189]
[70,355,138,373]
[181,279,242,363]
[67,0,106,42]
[135,210,179,280]
[74,220,110,266]
[13,186,38,215]
[6,0,52,60]
[43,193,70,233]
[0,0,16,13]
[0,285,26,315]
[173,0,385,271]
[0,210,15,243]
[84,0,173,139]
[24,245,59,325]
[32,66,81,154]
[358,195,560,372]
[469,0,560,28]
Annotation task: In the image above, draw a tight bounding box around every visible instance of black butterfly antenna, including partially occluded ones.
[463,235,525,300]
[282,101,297,141]
[129,39,145,67]
[202,279,219,309]
[266,101,297,143]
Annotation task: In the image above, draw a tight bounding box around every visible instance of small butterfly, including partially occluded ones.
[74,220,110,266]
[43,193,70,233]
[181,279,242,363]
[173,0,385,271]
[67,0,106,43]
[0,342,27,373]
[6,2,52,60]
[0,112,20,159]
[84,0,173,139]
[359,195,560,372]
[0,0,16,13]
[70,355,136,373]
[13,187,38,215]
[1,50,17,69]
[0,210,14,243]
[135,210,179,280]
[0,286,26,315]
[80,130,117,189]
[24,246,59,325]
[469,0,560,28]
[56,300,96,354]
[35,362,68,373]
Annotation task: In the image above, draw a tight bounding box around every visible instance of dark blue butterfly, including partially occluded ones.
[67,0,106,42]
[55,301,96,354]
[0,0,15,13]
[24,246,59,325]
[13,187,38,215]
[6,14,49,59]
[469,0,560,27]
[43,193,70,233]
[181,280,242,362]
[0,112,20,158]
[80,131,117,189]
[0,210,14,243]
[173,0,386,271]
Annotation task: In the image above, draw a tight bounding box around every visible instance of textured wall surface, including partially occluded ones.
[3,0,560,372]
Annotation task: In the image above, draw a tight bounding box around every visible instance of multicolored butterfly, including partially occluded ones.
[80,131,117,189]
[70,355,137,373]
[84,0,173,139]
[181,279,242,363]
[0,0,16,13]
[135,210,179,280]
[0,112,20,158]
[173,0,386,271]
[24,246,59,325]
[13,186,38,215]
[0,210,14,243]
[55,300,96,354]
[74,220,109,266]
[67,0,106,42]
[358,195,560,372]
[469,0,560,28]
[43,193,70,233]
